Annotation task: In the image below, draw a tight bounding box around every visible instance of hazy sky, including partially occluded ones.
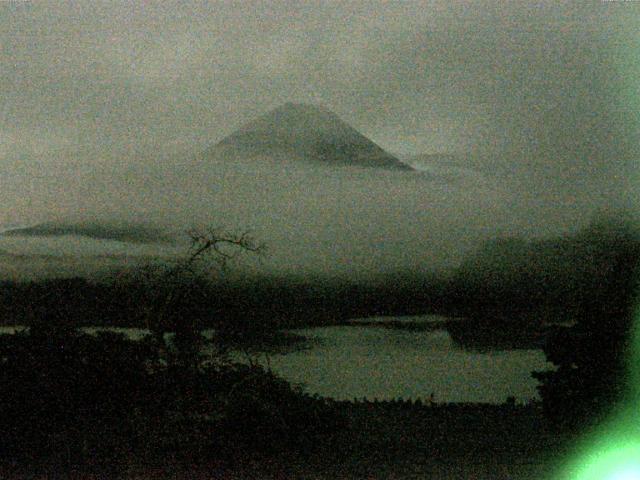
[1,1,639,277]
[2,2,637,152]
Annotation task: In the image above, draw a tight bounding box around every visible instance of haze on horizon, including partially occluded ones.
[1,1,638,280]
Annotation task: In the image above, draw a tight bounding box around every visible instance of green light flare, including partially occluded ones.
[561,439,640,480]
[555,306,640,480]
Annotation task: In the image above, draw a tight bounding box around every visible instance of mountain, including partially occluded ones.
[0,222,172,244]
[209,102,412,170]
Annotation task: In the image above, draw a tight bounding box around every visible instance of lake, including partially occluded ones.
[251,319,552,404]
[0,315,553,404]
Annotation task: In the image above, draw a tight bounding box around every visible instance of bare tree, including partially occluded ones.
[120,226,265,368]
[186,226,264,270]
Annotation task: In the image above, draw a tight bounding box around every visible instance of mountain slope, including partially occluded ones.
[210,103,412,170]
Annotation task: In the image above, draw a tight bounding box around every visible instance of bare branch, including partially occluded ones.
[185,227,266,270]
[113,225,266,365]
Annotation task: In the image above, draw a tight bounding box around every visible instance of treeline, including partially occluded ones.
[0,316,542,476]
[444,214,640,350]
[0,324,346,475]
[0,272,449,334]
[0,215,637,352]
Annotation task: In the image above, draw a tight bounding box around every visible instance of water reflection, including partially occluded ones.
[260,324,552,404]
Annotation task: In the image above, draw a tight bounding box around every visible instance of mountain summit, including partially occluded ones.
[211,103,411,170]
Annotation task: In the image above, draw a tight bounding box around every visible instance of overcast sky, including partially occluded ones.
[2,2,637,151]
[1,1,639,276]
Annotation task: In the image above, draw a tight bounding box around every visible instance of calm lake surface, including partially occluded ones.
[257,320,552,404]
[1,315,553,404]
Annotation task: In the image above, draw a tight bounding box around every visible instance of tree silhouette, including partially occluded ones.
[115,226,265,368]
[533,217,640,431]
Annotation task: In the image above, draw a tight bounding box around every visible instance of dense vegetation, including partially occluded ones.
[0,321,346,475]
[0,317,563,478]
[0,273,448,333]
[445,215,640,351]
[532,220,640,431]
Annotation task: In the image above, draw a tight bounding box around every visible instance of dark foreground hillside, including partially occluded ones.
[0,325,577,480]
[219,402,571,480]
[2,401,571,480]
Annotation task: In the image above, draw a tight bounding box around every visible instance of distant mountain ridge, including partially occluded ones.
[210,102,412,170]
[1,222,172,244]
